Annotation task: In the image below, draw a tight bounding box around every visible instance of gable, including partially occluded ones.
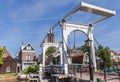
[0,56,17,74]
[2,47,10,58]
[4,56,17,63]
[23,43,34,51]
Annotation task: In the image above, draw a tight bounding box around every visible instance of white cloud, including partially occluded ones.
[9,0,81,21]
[0,0,120,56]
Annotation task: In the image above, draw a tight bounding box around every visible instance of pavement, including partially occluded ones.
[40,71,120,82]
[74,71,120,82]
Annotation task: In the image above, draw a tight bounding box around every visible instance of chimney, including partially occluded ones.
[21,42,25,50]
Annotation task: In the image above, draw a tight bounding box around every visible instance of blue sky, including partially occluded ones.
[0,0,120,57]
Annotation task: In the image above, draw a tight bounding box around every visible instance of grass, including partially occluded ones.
[0,73,17,77]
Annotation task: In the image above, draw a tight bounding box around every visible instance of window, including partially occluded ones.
[6,66,11,73]
[27,46,31,50]
[26,54,31,61]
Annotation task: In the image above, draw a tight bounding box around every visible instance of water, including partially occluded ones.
[0,79,26,82]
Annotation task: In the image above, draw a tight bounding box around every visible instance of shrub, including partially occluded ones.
[23,65,38,74]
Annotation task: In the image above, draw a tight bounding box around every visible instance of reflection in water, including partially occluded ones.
[0,79,26,82]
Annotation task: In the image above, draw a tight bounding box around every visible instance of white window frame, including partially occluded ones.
[6,66,11,73]
[27,46,31,50]
[26,54,31,61]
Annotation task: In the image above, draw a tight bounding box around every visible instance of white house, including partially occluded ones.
[110,50,120,62]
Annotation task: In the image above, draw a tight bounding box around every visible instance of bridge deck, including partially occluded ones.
[49,72,120,82]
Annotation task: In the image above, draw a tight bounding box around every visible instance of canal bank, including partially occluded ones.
[0,74,27,82]
[0,79,26,82]
[0,73,17,81]
[0,76,17,80]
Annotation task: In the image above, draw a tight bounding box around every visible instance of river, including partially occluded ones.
[0,79,26,82]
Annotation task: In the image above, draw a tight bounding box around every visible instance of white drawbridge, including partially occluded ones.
[40,2,115,77]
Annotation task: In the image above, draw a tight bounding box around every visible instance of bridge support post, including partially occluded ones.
[61,20,97,73]
[42,46,46,67]
[62,20,69,74]
[59,44,63,65]
[88,24,97,72]
[39,64,43,80]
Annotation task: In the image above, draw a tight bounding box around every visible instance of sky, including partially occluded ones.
[0,0,120,57]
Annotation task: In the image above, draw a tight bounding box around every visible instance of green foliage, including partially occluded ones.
[79,43,89,53]
[45,47,56,56]
[0,48,3,65]
[77,41,97,53]
[96,45,112,67]
[23,68,28,74]
[0,73,17,77]
[23,65,38,74]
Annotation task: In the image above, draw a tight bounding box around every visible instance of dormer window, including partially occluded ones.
[22,43,34,51]
[27,46,31,50]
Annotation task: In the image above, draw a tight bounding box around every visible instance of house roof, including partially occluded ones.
[110,50,120,56]
[21,42,35,51]
[70,52,101,60]
[2,46,10,58]
[0,46,17,63]
[70,52,85,58]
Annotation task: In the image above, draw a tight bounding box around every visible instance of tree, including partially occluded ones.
[0,48,3,66]
[79,43,89,52]
[79,43,97,53]
[45,47,56,56]
[96,45,112,67]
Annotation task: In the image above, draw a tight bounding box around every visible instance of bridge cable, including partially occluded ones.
[93,35,100,48]
[73,30,76,49]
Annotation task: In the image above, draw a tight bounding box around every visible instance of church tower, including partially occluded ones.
[47,30,55,43]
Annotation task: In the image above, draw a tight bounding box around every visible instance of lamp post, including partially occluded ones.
[85,39,94,81]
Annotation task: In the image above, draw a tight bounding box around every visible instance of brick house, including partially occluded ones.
[17,42,37,71]
[37,54,42,64]
[0,46,17,74]
[70,51,89,64]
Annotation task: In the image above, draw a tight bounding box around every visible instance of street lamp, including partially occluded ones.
[85,39,94,81]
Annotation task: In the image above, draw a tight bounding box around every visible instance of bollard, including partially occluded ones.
[97,78,102,82]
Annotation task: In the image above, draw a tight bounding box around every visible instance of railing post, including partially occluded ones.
[103,66,106,82]
[79,65,82,79]
[64,64,68,74]
[116,63,120,82]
